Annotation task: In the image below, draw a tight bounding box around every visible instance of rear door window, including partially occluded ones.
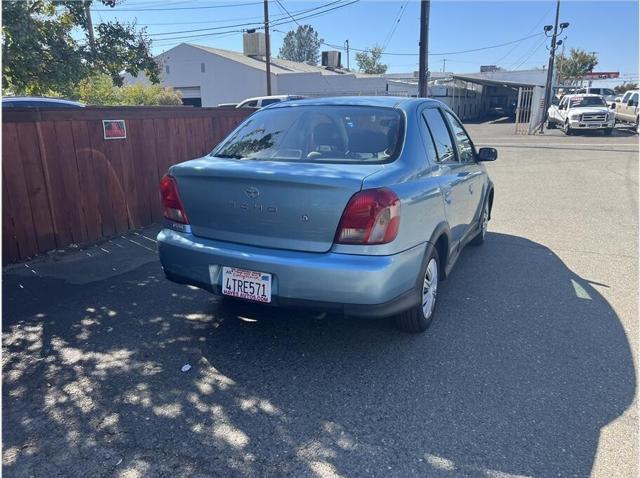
[422,108,456,162]
[260,98,281,106]
[443,110,475,163]
[240,100,258,108]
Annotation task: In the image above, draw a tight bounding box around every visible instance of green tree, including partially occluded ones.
[74,73,182,105]
[2,0,159,96]
[614,82,638,94]
[118,83,182,106]
[277,25,322,65]
[2,1,85,95]
[75,73,120,105]
[555,48,598,85]
[355,46,387,75]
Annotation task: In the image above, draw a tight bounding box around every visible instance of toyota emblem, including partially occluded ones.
[245,187,260,199]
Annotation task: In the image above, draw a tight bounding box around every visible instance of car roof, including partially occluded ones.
[564,94,604,99]
[268,96,438,109]
[3,96,85,106]
[239,95,293,102]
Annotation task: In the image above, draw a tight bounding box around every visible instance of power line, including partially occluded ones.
[382,1,409,52]
[323,32,545,57]
[507,36,547,69]
[94,1,262,12]
[512,38,548,70]
[148,0,359,42]
[148,0,349,37]
[101,0,345,25]
[274,0,301,27]
[492,3,554,65]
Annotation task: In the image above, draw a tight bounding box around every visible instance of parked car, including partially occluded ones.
[2,96,85,108]
[158,97,496,333]
[611,90,639,133]
[236,95,306,109]
[217,102,239,108]
[547,94,615,135]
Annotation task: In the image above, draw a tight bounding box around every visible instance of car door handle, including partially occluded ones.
[468,184,474,194]
[443,188,452,204]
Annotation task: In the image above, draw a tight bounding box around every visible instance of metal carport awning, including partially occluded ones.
[451,74,544,89]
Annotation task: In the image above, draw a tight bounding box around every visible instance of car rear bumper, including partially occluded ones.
[157,228,427,318]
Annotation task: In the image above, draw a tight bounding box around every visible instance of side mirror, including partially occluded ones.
[615,98,622,103]
[477,147,498,162]
[610,103,616,109]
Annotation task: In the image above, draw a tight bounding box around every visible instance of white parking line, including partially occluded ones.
[477,143,638,148]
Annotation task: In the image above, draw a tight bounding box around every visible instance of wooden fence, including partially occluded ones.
[2,106,251,264]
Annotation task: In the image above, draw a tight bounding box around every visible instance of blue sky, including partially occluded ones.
[93,0,639,85]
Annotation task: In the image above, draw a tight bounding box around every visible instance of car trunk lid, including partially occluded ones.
[171,157,385,253]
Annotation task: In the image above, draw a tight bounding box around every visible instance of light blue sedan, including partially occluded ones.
[158,97,496,332]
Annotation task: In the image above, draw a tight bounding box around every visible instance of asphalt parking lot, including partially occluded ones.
[3,120,638,477]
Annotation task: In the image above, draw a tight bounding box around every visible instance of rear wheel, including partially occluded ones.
[470,200,489,246]
[394,249,439,333]
[563,120,573,135]
[636,116,639,134]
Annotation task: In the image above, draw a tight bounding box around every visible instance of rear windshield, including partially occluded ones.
[212,105,404,163]
[569,96,606,108]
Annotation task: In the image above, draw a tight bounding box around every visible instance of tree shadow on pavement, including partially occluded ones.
[2,232,636,477]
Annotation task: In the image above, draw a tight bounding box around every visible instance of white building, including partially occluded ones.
[124,36,393,107]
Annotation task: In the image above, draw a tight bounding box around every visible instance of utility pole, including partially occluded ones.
[263,0,272,95]
[344,40,350,70]
[442,58,446,73]
[84,0,96,55]
[540,0,569,133]
[418,0,430,97]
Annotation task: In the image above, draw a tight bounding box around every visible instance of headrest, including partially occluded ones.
[348,130,388,154]
[313,123,342,149]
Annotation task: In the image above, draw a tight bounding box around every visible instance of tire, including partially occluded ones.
[546,119,556,129]
[470,199,489,246]
[394,248,440,333]
[636,116,639,135]
[603,128,613,136]
[563,120,573,135]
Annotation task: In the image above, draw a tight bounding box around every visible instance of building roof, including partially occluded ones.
[452,69,549,88]
[187,43,376,77]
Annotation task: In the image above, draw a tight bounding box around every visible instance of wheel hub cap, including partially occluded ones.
[422,258,438,319]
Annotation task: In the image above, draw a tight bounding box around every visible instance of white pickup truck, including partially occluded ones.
[547,94,615,135]
[612,90,639,133]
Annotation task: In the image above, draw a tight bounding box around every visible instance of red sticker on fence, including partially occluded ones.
[102,120,127,140]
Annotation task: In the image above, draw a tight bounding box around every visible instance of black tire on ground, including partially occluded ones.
[604,128,613,136]
[394,248,440,334]
[563,121,573,135]
[470,200,489,246]
[636,117,639,134]
[546,119,556,129]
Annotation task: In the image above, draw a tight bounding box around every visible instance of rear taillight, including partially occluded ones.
[160,175,189,224]
[335,188,400,245]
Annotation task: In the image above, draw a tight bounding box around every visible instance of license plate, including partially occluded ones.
[222,267,271,303]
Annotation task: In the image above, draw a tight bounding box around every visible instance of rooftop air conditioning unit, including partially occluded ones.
[321,51,341,68]
[243,31,266,58]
